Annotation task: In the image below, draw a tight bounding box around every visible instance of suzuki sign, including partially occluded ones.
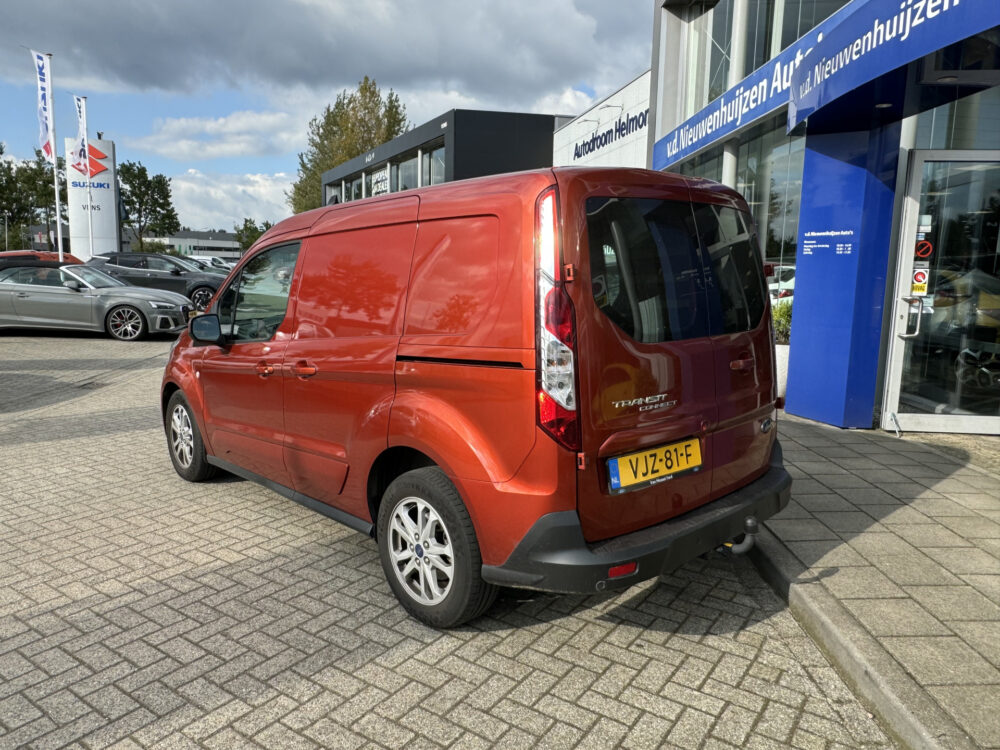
[64,138,119,259]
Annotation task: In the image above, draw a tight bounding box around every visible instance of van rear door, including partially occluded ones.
[561,175,719,542]
[691,200,775,500]
[558,171,774,543]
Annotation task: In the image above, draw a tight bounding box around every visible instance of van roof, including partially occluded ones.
[253,167,741,250]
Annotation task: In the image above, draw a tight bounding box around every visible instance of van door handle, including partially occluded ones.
[290,361,318,378]
[730,357,754,372]
[255,361,275,377]
[15,293,29,298]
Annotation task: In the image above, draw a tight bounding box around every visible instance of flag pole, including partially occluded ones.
[80,97,95,259]
[46,54,64,262]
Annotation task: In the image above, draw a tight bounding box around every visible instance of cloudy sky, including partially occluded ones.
[0,1,653,232]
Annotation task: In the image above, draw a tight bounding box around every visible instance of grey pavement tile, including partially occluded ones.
[843,532,919,558]
[866,554,962,586]
[936,515,1000,539]
[811,512,883,534]
[882,636,1000,685]
[819,567,907,599]
[948,620,1000,668]
[815,474,876,491]
[894,525,975,549]
[960,574,1000,605]
[834,487,905,505]
[927,685,1000,748]
[906,585,1000,621]
[944,492,1000,511]
[842,599,951,637]
[785,541,869,569]
[908,496,982,517]
[764,519,840,542]
[793,494,859,513]
[923,547,1000,575]
[862,505,934,525]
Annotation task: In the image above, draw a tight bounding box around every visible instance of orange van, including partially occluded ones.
[161,167,791,627]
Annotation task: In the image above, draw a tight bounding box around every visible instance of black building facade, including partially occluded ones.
[320,109,566,205]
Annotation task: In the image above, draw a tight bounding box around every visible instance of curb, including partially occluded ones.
[748,526,977,750]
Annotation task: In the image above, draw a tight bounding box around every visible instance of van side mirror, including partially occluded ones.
[190,313,223,344]
[63,279,82,291]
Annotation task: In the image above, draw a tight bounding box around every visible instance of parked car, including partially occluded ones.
[171,256,228,276]
[0,249,83,264]
[161,168,791,627]
[189,254,235,271]
[87,252,222,311]
[0,261,190,340]
[768,264,795,301]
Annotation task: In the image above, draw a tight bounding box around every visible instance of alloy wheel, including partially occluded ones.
[108,307,143,340]
[170,405,194,469]
[388,496,455,605]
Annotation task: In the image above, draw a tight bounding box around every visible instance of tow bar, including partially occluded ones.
[723,516,759,555]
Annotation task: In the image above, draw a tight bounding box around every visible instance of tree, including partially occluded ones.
[0,148,66,250]
[118,161,181,251]
[234,217,274,251]
[288,76,409,214]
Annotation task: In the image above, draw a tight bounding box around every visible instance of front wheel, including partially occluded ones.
[106,305,147,341]
[165,391,217,482]
[189,286,214,311]
[377,467,497,628]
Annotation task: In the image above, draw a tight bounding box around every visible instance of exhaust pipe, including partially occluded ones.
[725,516,759,555]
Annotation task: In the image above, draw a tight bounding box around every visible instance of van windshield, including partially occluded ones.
[585,197,766,343]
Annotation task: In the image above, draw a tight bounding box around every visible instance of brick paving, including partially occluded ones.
[761,415,1000,749]
[0,333,894,749]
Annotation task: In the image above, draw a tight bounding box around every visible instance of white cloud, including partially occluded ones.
[128,111,303,161]
[170,169,291,230]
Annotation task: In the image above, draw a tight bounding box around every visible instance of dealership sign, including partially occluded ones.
[789,0,1000,129]
[65,138,119,259]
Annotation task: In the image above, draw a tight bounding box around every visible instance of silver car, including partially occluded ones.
[0,263,191,341]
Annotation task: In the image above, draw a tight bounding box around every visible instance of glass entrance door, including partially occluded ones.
[885,151,1000,433]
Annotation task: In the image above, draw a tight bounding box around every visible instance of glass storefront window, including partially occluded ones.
[916,86,1000,152]
[390,163,399,192]
[675,147,724,183]
[348,176,363,202]
[745,0,775,75]
[398,155,418,191]
[780,0,850,51]
[422,145,446,186]
[736,115,804,267]
[682,0,734,117]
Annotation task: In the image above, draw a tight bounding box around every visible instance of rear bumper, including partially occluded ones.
[481,440,791,594]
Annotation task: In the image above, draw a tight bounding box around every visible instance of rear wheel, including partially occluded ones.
[106,305,147,341]
[377,467,497,628]
[190,286,214,311]
[165,391,217,482]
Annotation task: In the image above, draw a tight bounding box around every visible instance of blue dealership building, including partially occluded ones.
[649,0,1000,434]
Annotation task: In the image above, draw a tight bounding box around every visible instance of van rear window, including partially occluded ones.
[585,197,766,343]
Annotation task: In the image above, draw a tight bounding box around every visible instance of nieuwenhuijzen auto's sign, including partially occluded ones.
[652,0,998,170]
[788,0,1000,129]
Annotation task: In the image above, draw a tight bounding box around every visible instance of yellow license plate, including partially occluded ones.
[608,438,702,491]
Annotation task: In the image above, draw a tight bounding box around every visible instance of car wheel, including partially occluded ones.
[165,391,218,482]
[377,467,498,628]
[106,305,147,341]
[190,286,215,311]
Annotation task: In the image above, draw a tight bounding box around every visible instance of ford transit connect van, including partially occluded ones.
[161,168,791,628]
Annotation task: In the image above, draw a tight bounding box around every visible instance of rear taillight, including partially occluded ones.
[535,187,578,450]
[778,289,792,298]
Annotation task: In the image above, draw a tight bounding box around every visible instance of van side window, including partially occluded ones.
[586,197,711,343]
[693,204,767,334]
[216,243,300,342]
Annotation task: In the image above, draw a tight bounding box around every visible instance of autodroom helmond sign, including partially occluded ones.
[652,0,1000,171]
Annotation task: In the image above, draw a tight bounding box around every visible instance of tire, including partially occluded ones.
[189,286,215,311]
[377,467,498,628]
[106,305,148,341]
[165,391,218,482]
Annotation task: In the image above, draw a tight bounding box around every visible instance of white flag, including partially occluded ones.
[30,50,55,164]
[71,95,89,176]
